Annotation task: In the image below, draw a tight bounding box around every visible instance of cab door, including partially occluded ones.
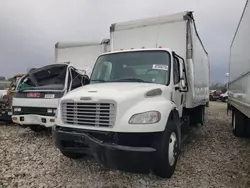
[172,55,184,117]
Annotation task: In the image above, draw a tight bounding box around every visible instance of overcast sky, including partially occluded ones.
[0,0,246,83]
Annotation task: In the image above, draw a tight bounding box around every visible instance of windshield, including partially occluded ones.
[90,51,171,85]
[17,64,68,91]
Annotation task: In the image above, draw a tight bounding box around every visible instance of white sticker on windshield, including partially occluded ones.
[152,64,168,71]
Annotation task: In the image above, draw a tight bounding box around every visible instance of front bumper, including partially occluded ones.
[12,114,55,127]
[53,126,156,172]
[0,110,12,121]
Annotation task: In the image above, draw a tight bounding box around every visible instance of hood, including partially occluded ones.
[62,82,168,102]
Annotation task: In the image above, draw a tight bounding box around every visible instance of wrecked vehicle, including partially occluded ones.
[11,64,89,132]
[12,40,110,132]
[0,74,24,122]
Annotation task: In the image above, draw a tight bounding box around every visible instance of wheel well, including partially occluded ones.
[169,109,179,121]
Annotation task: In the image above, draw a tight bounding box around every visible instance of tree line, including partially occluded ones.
[0,76,13,81]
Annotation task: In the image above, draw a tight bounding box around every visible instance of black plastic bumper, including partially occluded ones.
[0,110,12,121]
[53,126,156,172]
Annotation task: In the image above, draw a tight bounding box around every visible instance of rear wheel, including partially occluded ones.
[60,150,85,159]
[232,109,246,138]
[190,106,205,126]
[209,95,214,101]
[29,125,47,132]
[199,106,205,125]
[222,97,228,102]
[152,113,180,178]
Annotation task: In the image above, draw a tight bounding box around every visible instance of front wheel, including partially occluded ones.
[152,113,180,178]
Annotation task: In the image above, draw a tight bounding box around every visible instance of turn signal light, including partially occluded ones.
[12,117,17,121]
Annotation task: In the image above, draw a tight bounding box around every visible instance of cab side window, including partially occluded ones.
[173,57,180,84]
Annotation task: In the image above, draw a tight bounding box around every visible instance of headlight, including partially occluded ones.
[129,111,161,124]
[47,109,53,113]
[14,107,21,112]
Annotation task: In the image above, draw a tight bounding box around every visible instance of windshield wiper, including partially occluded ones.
[112,78,147,83]
[90,79,106,83]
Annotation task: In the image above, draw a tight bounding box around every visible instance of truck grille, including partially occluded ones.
[61,102,116,127]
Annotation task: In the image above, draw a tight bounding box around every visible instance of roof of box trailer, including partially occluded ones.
[111,11,192,31]
[55,39,110,49]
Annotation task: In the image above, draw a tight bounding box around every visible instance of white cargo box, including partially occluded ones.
[110,12,210,108]
[55,39,110,76]
[229,0,250,118]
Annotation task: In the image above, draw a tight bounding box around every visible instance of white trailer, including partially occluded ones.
[12,40,109,132]
[53,11,209,178]
[228,0,250,138]
[55,39,110,76]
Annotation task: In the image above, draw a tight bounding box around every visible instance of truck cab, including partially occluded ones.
[53,11,209,178]
[53,48,189,178]
[12,63,89,132]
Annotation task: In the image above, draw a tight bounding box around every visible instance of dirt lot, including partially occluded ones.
[0,102,250,188]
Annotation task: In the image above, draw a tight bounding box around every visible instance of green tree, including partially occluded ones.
[0,76,6,81]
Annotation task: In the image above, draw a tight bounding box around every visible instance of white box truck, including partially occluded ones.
[12,40,109,132]
[228,0,250,138]
[53,11,210,178]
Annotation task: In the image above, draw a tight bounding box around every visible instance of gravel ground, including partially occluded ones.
[0,101,250,188]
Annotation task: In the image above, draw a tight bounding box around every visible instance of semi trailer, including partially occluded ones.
[228,0,250,138]
[53,11,210,178]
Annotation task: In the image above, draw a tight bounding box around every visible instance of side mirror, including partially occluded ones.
[181,79,187,89]
[173,52,188,92]
[180,78,186,89]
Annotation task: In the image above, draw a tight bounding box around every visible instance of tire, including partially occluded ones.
[222,97,227,102]
[206,102,209,107]
[60,150,85,159]
[191,106,205,126]
[29,125,47,132]
[209,95,213,101]
[198,106,205,125]
[152,112,180,178]
[232,110,246,138]
[246,118,250,138]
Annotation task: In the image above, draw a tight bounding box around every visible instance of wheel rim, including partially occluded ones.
[168,132,177,166]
